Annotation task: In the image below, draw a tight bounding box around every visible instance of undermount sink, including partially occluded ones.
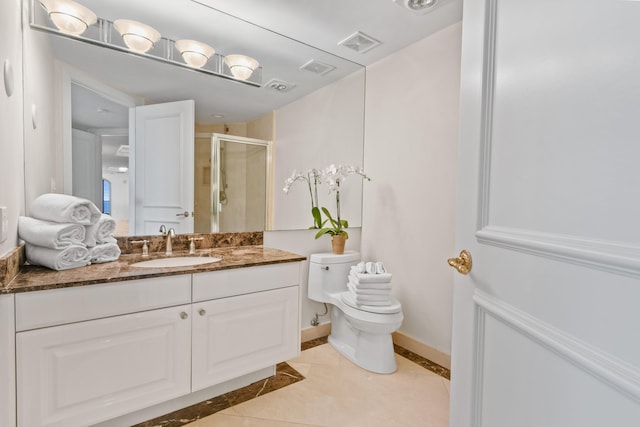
[130,256,222,268]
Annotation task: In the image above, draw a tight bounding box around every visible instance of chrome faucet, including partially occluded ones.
[159,225,176,255]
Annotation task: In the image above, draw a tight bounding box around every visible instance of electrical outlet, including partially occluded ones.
[0,207,7,243]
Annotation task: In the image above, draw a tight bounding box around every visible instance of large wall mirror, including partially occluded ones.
[22,0,365,236]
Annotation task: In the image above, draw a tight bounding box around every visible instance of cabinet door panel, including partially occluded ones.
[17,305,191,427]
[192,286,299,391]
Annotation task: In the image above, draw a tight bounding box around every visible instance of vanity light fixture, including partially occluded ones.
[31,0,262,87]
[39,0,97,36]
[175,39,215,69]
[113,19,161,53]
[224,54,259,81]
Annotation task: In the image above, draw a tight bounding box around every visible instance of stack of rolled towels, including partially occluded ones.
[348,261,393,306]
[18,193,121,271]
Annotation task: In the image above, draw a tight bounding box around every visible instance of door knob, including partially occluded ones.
[448,250,472,275]
[176,211,190,217]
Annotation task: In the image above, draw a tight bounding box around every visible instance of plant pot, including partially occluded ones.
[331,235,347,254]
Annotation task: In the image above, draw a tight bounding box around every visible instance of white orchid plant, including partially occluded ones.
[283,164,371,239]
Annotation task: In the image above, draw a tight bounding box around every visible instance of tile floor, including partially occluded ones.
[186,343,450,427]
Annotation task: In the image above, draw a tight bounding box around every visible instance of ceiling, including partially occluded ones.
[195,0,463,67]
[47,0,462,141]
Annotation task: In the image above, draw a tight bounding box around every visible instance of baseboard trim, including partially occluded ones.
[301,322,331,343]
[392,331,451,370]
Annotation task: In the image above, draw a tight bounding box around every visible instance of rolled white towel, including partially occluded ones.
[348,281,392,296]
[84,214,117,247]
[348,273,393,289]
[18,216,86,249]
[30,193,101,225]
[90,242,121,264]
[26,244,91,271]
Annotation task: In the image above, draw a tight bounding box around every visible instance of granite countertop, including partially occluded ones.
[3,246,306,294]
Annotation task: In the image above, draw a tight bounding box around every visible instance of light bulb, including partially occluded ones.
[175,40,215,69]
[113,19,161,54]
[224,54,259,81]
[40,0,97,36]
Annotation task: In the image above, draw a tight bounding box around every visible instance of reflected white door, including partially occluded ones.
[131,100,195,235]
[451,1,640,426]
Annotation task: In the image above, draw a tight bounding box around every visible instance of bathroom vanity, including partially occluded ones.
[1,244,305,427]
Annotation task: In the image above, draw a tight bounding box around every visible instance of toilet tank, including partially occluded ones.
[308,251,360,303]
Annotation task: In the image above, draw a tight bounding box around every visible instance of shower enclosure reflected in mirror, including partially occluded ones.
[195,134,271,234]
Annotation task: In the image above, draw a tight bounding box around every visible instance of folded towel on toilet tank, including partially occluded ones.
[347,281,392,295]
[348,273,393,289]
[349,266,392,283]
[351,294,394,306]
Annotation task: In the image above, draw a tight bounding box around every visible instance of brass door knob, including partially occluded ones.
[448,250,472,275]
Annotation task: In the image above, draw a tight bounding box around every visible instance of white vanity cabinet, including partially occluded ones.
[12,261,301,427]
[191,263,301,391]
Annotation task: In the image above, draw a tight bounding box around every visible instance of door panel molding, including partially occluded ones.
[476,226,640,278]
[476,0,498,231]
[473,290,640,411]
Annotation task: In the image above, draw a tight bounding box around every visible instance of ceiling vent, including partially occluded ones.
[115,145,129,157]
[338,31,381,54]
[392,0,440,15]
[264,78,296,93]
[300,60,336,76]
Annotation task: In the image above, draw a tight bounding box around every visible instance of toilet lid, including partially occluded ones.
[341,292,402,314]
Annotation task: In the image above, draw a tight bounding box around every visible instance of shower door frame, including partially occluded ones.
[209,133,273,233]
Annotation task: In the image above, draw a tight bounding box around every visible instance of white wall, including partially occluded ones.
[0,0,24,257]
[361,22,462,356]
[272,69,366,231]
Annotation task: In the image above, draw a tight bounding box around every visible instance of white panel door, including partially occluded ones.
[131,100,194,235]
[191,286,299,391]
[16,305,192,427]
[451,1,640,426]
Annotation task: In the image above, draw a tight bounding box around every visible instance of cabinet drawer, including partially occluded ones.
[16,275,192,331]
[192,262,300,302]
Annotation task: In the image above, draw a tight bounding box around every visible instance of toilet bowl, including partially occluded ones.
[308,252,403,374]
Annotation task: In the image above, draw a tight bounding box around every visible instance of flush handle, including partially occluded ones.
[448,250,472,275]
[320,266,329,271]
[176,211,190,217]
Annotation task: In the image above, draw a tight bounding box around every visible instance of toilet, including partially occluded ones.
[308,251,403,374]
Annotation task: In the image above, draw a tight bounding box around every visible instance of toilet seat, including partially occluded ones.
[340,292,402,314]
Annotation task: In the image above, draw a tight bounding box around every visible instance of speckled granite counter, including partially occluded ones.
[3,245,306,294]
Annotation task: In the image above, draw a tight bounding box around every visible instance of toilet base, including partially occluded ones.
[328,307,398,374]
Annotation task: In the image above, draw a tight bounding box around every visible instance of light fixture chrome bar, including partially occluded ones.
[29,0,262,87]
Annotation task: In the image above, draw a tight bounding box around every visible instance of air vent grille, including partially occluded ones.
[300,60,336,75]
[338,31,381,54]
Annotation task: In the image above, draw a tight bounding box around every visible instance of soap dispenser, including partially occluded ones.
[189,237,204,254]
[131,239,149,257]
